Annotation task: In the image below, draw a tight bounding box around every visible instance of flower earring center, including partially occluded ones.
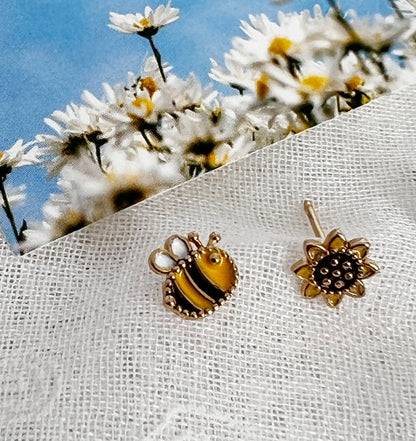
[313,252,359,292]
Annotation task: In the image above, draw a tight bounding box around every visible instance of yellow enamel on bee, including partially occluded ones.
[149,232,239,320]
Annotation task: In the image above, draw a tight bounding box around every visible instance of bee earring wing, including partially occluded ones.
[149,248,177,275]
[149,235,193,275]
[164,235,193,260]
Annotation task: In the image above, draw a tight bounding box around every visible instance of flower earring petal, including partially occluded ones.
[304,240,327,262]
[302,281,322,299]
[292,260,314,280]
[291,200,380,308]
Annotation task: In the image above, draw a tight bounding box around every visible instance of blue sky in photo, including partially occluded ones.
[0,0,393,249]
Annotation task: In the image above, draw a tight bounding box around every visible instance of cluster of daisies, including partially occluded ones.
[1,1,415,253]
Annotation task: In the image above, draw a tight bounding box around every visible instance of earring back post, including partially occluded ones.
[304,200,325,239]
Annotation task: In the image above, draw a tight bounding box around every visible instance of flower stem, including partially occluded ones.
[95,144,105,173]
[0,176,21,245]
[326,0,360,40]
[83,134,105,174]
[147,36,167,82]
[140,128,154,149]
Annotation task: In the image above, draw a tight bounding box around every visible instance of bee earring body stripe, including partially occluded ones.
[173,269,214,311]
[184,259,225,303]
[168,282,200,315]
[194,252,236,292]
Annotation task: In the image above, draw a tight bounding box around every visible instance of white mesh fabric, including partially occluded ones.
[0,84,416,440]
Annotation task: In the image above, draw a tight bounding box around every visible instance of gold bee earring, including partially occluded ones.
[149,232,239,320]
[291,200,380,308]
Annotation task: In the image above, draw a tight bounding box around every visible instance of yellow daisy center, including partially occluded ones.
[67,210,82,224]
[269,37,292,56]
[106,172,117,184]
[256,73,270,99]
[0,152,3,160]
[107,173,138,187]
[207,151,217,167]
[207,151,229,168]
[346,76,365,91]
[55,210,87,237]
[361,95,371,105]
[112,184,146,211]
[211,108,222,123]
[126,174,138,186]
[139,18,150,28]
[300,75,329,92]
[132,97,154,117]
[140,77,158,98]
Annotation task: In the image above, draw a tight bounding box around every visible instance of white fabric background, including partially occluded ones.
[0,84,415,440]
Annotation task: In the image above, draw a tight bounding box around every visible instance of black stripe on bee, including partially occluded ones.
[169,280,202,315]
[184,259,226,303]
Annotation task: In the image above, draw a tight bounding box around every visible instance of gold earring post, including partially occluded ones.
[303,200,325,239]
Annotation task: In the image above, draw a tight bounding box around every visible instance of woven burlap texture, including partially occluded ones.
[1,84,415,441]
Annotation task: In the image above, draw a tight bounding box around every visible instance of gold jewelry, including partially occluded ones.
[149,232,239,320]
[291,200,380,308]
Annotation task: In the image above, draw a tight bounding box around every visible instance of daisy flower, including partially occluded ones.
[229,7,344,71]
[0,140,38,248]
[162,106,254,175]
[254,57,347,124]
[103,148,183,214]
[343,11,410,55]
[108,3,179,37]
[337,52,415,109]
[38,103,109,176]
[109,3,179,82]
[99,86,160,149]
[21,193,89,252]
[21,136,185,252]
[243,108,307,147]
[153,73,217,114]
[98,68,216,154]
[210,55,255,94]
[0,139,41,171]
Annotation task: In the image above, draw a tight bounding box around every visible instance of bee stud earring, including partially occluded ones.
[291,200,380,308]
[149,232,239,320]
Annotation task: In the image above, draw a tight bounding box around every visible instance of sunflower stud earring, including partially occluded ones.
[149,232,239,320]
[291,200,380,308]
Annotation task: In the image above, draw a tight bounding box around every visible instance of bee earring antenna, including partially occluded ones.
[207,232,221,247]
[188,232,203,248]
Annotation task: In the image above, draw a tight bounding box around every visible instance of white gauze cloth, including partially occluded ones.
[0,84,415,440]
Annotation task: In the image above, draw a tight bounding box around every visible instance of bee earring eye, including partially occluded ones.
[209,252,222,265]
